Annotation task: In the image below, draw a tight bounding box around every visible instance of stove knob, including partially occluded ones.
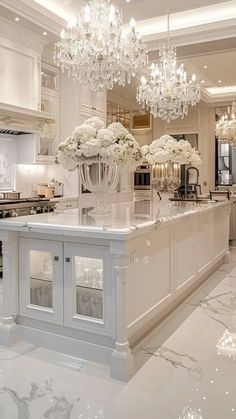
[0,211,4,219]
[49,207,54,213]
[30,207,36,215]
[11,210,18,217]
[3,210,10,218]
[43,207,49,213]
[36,207,43,214]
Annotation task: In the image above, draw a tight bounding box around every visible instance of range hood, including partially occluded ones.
[0,102,54,136]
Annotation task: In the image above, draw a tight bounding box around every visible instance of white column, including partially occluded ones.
[111,254,133,381]
[0,232,19,346]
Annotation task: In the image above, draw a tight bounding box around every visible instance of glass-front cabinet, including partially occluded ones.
[19,238,63,324]
[19,239,113,335]
[64,243,112,334]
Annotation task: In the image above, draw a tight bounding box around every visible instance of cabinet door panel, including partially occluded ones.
[19,238,63,324]
[93,91,107,116]
[80,85,93,111]
[64,243,113,336]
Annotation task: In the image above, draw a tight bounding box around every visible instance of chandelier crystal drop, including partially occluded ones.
[136,13,201,122]
[215,102,236,147]
[54,0,147,91]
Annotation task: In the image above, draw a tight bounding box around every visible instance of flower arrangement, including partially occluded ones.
[57,117,142,171]
[141,135,202,166]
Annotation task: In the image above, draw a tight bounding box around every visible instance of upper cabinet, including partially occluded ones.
[38,63,60,162]
[80,86,107,123]
[0,37,41,111]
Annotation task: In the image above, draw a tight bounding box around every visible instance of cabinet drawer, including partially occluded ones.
[56,200,78,211]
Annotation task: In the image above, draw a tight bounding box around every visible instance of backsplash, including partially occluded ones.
[0,139,15,190]
[14,163,78,198]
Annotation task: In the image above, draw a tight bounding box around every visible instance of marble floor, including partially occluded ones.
[1,253,236,418]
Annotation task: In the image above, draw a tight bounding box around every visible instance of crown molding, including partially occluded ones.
[0,14,47,53]
[0,0,64,36]
[146,19,236,52]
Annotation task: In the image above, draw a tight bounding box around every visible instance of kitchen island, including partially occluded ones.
[0,199,231,380]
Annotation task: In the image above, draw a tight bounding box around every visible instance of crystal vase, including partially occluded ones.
[151,161,181,215]
[79,158,119,216]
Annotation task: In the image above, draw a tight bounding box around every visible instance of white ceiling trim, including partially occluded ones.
[136,1,236,37]
[0,0,63,35]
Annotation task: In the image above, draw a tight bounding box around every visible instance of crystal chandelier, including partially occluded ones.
[136,12,201,122]
[54,0,147,91]
[215,102,236,146]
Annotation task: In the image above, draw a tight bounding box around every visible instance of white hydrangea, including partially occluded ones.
[142,135,202,166]
[83,117,105,131]
[56,117,142,171]
[108,122,129,138]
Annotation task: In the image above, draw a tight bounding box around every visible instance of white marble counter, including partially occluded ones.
[0,199,230,240]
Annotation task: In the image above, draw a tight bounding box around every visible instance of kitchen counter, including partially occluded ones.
[0,199,230,380]
[0,199,229,239]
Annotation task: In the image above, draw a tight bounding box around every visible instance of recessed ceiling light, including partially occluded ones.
[203,65,207,69]
[201,80,205,84]
[126,0,131,2]
[218,80,222,83]
[43,31,48,36]
[14,17,20,22]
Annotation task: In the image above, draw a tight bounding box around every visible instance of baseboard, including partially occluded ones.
[19,325,113,366]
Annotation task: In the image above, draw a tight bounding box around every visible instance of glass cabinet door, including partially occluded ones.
[19,239,63,324]
[29,250,53,309]
[64,243,113,334]
[74,256,103,319]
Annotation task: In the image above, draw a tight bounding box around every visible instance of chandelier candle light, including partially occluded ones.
[54,0,147,91]
[136,11,201,122]
[215,102,236,146]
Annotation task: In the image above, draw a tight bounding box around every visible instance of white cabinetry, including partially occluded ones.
[64,243,113,335]
[38,63,60,161]
[55,198,78,211]
[0,37,41,110]
[19,238,63,324]
[80,86,107,123]
[19,238,114,335]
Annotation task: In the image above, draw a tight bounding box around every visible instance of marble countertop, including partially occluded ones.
[0,199,230,240]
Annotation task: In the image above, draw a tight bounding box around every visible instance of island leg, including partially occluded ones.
[0,233,19,346]
[111,254,133,381]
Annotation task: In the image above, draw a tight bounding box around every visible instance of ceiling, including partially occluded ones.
[2,0,236,107]
[32,0,230,23]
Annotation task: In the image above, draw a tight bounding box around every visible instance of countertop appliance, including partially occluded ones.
[0,197,57,218]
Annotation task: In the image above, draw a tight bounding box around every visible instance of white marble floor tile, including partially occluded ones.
[1,256,236,418]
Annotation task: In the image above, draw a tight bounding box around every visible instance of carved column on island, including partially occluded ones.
[0,232,19,345]
[110,247,133,381]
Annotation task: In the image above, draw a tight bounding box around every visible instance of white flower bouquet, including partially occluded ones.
[57,117,142,171]
[141,134,202,166]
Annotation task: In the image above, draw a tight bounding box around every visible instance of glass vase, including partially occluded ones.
[151,161,181,215]
[79,158,119,216]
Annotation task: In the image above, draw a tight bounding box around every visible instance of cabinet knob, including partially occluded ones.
[65,257,71,263]
[54,256,59,261]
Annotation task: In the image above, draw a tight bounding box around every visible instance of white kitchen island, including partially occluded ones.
[0,199,231,381]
